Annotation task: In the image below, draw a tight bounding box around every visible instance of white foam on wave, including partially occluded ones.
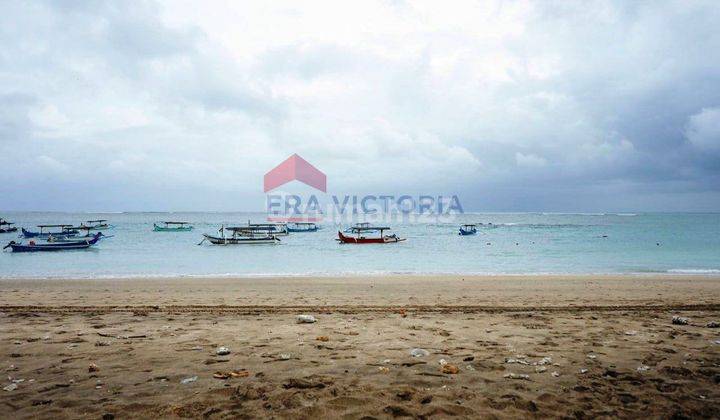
[667,269,720,274]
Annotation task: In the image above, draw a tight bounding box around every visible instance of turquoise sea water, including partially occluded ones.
[0,212,718,278]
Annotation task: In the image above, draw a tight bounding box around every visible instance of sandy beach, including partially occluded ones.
[1,275,719,418]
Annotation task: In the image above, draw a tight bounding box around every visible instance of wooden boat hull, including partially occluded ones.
[21,228,77,239]
[459,228,477,235]
[4,233,102,252]
[286,226,318,232]
[202,234,279,245]
[47,233,109,243]
[153,225,193,232]
[0,227,17,234]
[231,228,288,236]
[5,242,92,252]
[336,231,406,244]
[78,224,111,230]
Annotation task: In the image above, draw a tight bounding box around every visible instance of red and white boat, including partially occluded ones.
[337,226,406,244]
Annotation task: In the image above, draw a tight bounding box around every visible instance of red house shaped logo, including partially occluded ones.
[264,154,327,193]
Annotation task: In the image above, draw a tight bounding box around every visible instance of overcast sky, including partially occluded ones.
[1,0,719,212]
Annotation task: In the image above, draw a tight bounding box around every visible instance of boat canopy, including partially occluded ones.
[37,224,75,228]
[86,219,107,223]
[161,221,190,225]
[291,222,316,226]
[226,226,276,231]
[0,221,14,225]
[462,224,477,228]
[350,226,391,232]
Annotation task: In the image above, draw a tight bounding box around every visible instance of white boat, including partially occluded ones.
[199,226,280,245]
[236,222,289,236]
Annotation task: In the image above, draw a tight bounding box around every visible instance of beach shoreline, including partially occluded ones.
[2,274,719,308]
[2,275,719,418]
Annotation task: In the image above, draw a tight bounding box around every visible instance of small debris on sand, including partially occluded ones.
[180,376,197,384]
[441,364,460,374]
[230,370,250,378]
[410,348,430,357]
[283,378,325,389]
[296,315,317,324]
[504,373,530,380]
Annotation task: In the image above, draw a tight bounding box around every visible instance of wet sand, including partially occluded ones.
[1,275,719,418]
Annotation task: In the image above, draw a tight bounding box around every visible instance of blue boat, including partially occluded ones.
[286,222,319,232]
[22,225,78,239]
[459,224,477,235]
[4,233,103,253]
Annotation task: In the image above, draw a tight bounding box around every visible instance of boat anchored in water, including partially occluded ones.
[343,222,379,233]
[76,219,112,230]
[231,222,289,236]
[459,224,477,235]
[47,227,113,243]
[337,226,406,244]
[199,226,280,245]
[4,233,103,252]
[153,221,194,232]
[21,224,78,239]
[0,218,17,234]
[286,222,319,232]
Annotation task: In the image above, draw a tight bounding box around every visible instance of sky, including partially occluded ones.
[1,0,719,212]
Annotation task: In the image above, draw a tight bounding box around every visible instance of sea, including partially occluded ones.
[0,212,718,279]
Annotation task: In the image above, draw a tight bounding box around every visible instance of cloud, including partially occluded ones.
[685,108,720,153]
[515,152,547,168]
[0,0,719,211]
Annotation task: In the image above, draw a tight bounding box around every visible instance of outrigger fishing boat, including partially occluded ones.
[337,226,406,244]
[243,223,289,236]
[199,226,280,245]
[286,222,319,232]
[76,219,112,230]
[4,233,103,253]
[47,227,113,243]
[21,225,78,239]
[459,224,477,235]
[153,221,193,232]
[0,218,17,234]
[342,222,379,233]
